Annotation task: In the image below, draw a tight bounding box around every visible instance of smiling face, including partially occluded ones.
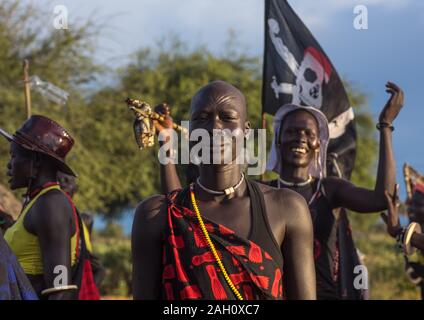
[279,110,320,169]
[7,142,33,190]
[190,81,250,164]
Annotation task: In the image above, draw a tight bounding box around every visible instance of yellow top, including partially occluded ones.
[4,185,77,275]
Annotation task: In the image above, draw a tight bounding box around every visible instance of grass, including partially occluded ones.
[353,226,421,300]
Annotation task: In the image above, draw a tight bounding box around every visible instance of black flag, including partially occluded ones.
[262,0,357,179]
[263,0,365,300]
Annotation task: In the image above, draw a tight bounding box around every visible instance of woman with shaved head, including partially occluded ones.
[132,81,316,300]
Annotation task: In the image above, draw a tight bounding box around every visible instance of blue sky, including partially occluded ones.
[25,0,424,201]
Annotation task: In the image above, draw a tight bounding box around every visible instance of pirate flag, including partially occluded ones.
[262,0,357,179]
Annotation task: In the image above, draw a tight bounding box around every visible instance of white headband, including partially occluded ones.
[266,104,330,178]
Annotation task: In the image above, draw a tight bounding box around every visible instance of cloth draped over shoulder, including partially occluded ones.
[162,188,284,300]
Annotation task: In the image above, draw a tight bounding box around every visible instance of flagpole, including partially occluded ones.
[23,59,32,119]
[261,112,266,181]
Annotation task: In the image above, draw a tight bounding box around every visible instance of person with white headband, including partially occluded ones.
[265,81,404,299]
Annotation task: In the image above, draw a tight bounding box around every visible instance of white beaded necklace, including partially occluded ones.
[278,175,313,188]
[278,175,321,206]
[196,173,245,197]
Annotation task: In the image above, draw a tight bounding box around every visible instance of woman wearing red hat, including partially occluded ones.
[0,115,83,299]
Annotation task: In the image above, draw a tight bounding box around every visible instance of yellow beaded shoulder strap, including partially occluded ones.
[189,183,243,300]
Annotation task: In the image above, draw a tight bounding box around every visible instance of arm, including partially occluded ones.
[328,82,404,212]
[132,195,167,299]
[381,185,424,251]
[281,192,316,300]
[154,104,182,193]
[33,192,75,300]
[159,153,182,193]
[380,184,401,238]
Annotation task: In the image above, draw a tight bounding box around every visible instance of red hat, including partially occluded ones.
[0,115,76,176]
[304,46,332,83]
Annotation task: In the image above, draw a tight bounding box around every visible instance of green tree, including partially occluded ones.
[80,37,263,216]
[0,1,379,222]
[0,1,102,210]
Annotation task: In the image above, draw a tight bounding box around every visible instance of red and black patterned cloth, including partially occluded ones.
[162,188,284,300]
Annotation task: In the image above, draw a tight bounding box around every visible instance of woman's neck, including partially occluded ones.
[279,165,310,183]
[199,163,242,190]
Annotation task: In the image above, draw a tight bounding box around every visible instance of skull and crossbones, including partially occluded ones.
[268,18,332,108]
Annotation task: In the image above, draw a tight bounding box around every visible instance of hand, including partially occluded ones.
[378,82,404,124]
[153,103,173,134]
[381,184,401,238]
[153,103,175,145]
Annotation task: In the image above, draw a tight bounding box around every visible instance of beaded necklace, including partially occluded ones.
[189,183,244,300]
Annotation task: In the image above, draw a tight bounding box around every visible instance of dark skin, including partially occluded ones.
[277,82,402,212]
[153,103,183,194]
[155,82,402,206]
[57,171,106,288]
[153,82,403,300]
[382,186,424,251]
[132,81,316,300]
[7,143,76,300]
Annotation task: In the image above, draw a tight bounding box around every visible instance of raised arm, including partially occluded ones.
[327,82,404,212]
[33,192,75,300]
[132,195,167,299]
[281,192,316,300]
[154,104,182,194]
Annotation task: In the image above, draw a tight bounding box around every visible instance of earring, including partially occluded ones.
[244,128,251,139]
[315,150,319,169]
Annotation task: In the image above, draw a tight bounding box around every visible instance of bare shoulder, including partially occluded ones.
[34,189,71,209]
[257,182,310,223]
[258,182,307,209]
[29,189,74,236]
[132,194,168,238]
[134,194,168,220]
[32,189,73,222]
